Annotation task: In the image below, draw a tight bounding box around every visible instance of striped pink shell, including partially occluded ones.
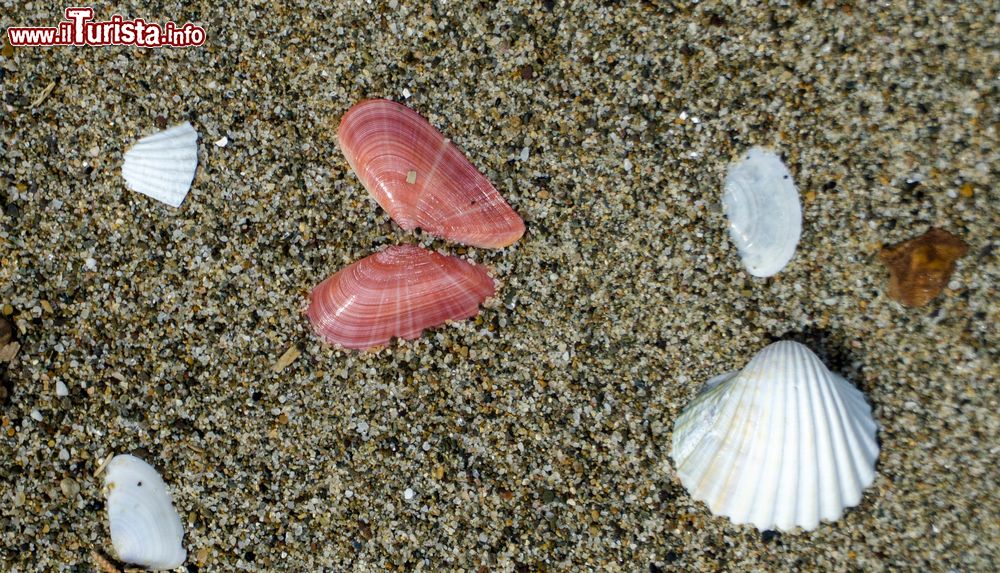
[306,245,495,350]
[337,99,525,249]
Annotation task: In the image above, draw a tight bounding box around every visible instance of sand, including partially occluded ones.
[1,1,997,571]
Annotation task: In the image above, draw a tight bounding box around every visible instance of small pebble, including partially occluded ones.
[0,318,11,346]
[271,344,301,372]
[55,380,68,397]
[60,477,79,498]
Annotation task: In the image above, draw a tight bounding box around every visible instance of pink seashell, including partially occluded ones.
[337,99,525,249]
[307,244,496,350]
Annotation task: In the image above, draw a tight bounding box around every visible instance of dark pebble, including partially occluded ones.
[0,318,12,346]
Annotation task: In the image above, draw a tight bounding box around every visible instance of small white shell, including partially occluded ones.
[122,122,198,208]
[722,147,802,277]
[104,454,186,570]
[671,341,879,531]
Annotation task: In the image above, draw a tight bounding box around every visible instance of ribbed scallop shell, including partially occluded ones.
[722,147,801,277]
[122,122,199,208]
[103,455,186,570]
[307,244,495,350]
[671,341,879,531]
[337,99,525,248]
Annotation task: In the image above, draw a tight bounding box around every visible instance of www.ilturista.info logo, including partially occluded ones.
[6,7,206,47]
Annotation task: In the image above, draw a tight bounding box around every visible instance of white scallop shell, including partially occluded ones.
[671,340,879,531]
[122,122,198,208]
[103,454,186,570]
[722,147,801,277]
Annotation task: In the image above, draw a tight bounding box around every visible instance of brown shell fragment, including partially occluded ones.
[879,228,969,307]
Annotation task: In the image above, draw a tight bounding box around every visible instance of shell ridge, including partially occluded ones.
[751,345,794,529]
[122,158,197,173]
[706,364,761,518]
[671,378,728,475]
[745,344,785,528]
[124,172,189,194]
[120,497,167,563]
[832,374,879,476]
[672,387,720,495]
[673,341,878,532]
[675,374,741,502]
[760,339,795,529]
[122,122,198,207]
[413,141,467,233]
[128,140,198,155]
[796,343,821,530]
[133,122,196,144]
[781,347,803,530]
[803,346,847,524]
[707,369,761,511]
[801,342,838,528]
[834,373,876,434]
[821,370,873,505]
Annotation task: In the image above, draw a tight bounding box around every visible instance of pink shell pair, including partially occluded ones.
[307,100,524,350]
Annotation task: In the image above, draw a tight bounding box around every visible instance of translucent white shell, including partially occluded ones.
[122,122,199,208]
[722,147,801,277]
[671,341,879,531]
[103,454,186,570]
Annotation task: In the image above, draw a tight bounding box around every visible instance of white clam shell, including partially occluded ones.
[671,341,879,531]
[104,455,186,570]
[122,122,198,208]
[722,147,802,277]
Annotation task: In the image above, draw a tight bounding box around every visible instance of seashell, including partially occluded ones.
[307,244,495,350]
[103,454,186,570]
[671,340,879,531]
[122,122,199,208]
[337,99,525,248]
[722,147,801,277]
[878,227,969,307]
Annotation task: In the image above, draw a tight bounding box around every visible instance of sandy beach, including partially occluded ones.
[1,1,997,571]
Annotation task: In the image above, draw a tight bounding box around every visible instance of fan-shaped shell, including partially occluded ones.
[103,454,186,570]
[307,244,496,350]
[722,147,801,277]
[337,99,525,248]
[671,341,879,531]
[122,122,199,208]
